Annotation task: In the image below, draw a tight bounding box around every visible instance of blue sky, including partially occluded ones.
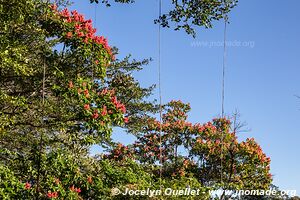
[72,0,300,195]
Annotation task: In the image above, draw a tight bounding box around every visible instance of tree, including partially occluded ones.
[106,100,272,199]
[0,0,273,199]
[0,0,149,198]
[0,0,160,198]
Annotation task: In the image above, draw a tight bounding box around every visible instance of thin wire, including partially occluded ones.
[158,0,163,191]
[221,17,227,118]
[220,10,228,199]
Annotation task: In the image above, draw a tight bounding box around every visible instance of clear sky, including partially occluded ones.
[72,0,300,195]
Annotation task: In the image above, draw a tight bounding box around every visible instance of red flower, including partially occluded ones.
[66,17,72,23]
[60,8,70,17]
[76,188,81,193]
[77,32,84,37]
[183,159,189,167]
[50,4,57,11]
[100,88,108,95]
[268,173,272,178]
[70,185,75,192]
[118,103,126,113]
[47,192,52,198]
[112,54,116,61]
[95,60,99,65]
[71,10,78,16]
[101,105,107,116]
[84,22,92,31]
[75,24,81,31]
[91,28,97,34]
[68,81,74,88]
[124,117,129,124]
[92,110,99,119]
[47,191,58,198]
[54,178,60,185]
[24,182,31,190]
[84,89,89,98]
[74,15,80,22]
[78,14,85,23]
[70,185,81,193]
[86,33,94,39]
[179,169,185,177]
[87,176,93,184]
[66,32,73,39]
[84,104,90,110]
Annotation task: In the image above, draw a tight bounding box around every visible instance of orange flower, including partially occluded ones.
[87,176,93,184]
[54,178,60,185]
[66,32,73,39]
[24,182,31,190]
[101,105,107,116]
[68,81,74,88]
[50,3,57,11]
[70,185,81,193]
[84,104,90,110]
[47,191,58,198]
[92,110,99,119]
[84,89,89,98]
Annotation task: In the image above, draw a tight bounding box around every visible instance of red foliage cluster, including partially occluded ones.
[50,4,115,60]
[104,143,133,161]
[194,122,217,133]
[101,88,128,123]
[133,132,168,163]
[241,138,271,165]
[24,182,31,190]
[87,176,93,184]
[21,175,95,198]
[47,191,59,199]
[96,99,272,189]
[111,96,126,114]
[70,185,81,193]
[68,81,128,125]
[169,159,196,177]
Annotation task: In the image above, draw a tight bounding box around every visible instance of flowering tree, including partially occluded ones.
[0,0,272,199]
[106,100,272,199]
[0,0,126,149]
[0,0,138,198]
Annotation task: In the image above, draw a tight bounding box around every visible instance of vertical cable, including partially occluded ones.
[221,17,227,118]
[158,0,163,191]
[220,3,228,198]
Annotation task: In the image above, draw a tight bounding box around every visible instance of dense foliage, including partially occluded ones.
[0,0,277,199]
